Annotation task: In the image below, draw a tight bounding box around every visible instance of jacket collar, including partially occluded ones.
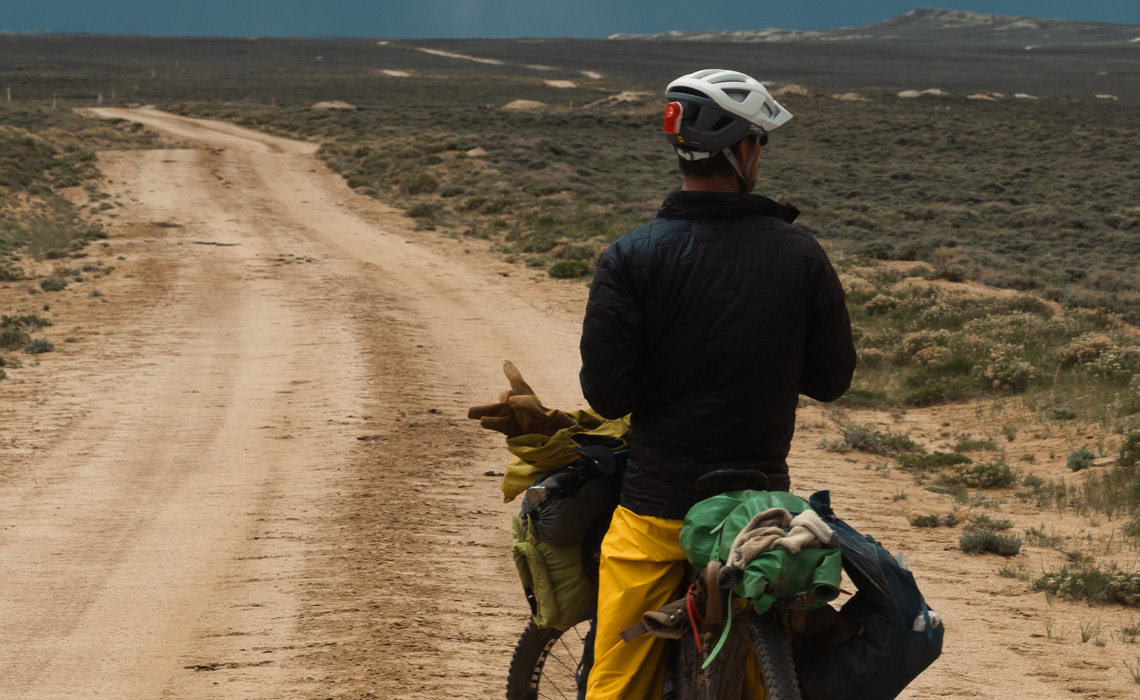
[656,190,800,224]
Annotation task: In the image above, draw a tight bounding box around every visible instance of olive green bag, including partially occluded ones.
[511,509,595,631]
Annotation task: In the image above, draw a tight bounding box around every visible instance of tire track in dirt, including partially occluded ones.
[19,108,586,699]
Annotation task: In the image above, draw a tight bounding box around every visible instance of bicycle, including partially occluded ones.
[506,470,804,700]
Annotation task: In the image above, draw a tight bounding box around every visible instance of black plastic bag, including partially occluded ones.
[794,490,944,700]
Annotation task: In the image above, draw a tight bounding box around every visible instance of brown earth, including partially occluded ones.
[0,109,1137,699]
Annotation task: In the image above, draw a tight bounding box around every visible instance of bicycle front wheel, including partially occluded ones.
[675,610,801,700]
[506,619,594,700]
[738,612,802,700]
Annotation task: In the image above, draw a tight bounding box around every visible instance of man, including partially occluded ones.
[578,69,856,699]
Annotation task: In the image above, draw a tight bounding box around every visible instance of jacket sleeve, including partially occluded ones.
[800,244,856,402]
[579,246,644,419]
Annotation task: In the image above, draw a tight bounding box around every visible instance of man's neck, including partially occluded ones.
[681,173,743,192]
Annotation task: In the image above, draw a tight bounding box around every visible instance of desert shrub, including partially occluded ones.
[547,260,591,279]
[822,426,921,456]
[903,378,973,407]
[897,451,971,472]
[835,387,893,408]
[1068,448,1097,472]
[939,461,1017,488]
[0,264,24,281]
[1052,407,1078,420]
[1023,525,1065,548]
[405,203,440,218]
[959,531,1022,557]
[901,329,952,363]
[909,513,960,528]
[863,293,898,316]
[1033,566,1140,607]
[401,171,439,195]
[1088,346,1140,386]
[0,327,30,351]
[954,439,998,452]
[839,426,888,455]
[928,264,967,283]
[972,357,1037,393]
[1058,332,1116,368]
[855,348,885,369]
[23,338,55,354]
[40,275,67,292]
[963,514,1012,532]
[1120,433,1140,467]
[555,244,596,261]
[1,314,52,332]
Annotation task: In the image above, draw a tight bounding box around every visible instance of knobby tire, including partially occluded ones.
[506,620,591,700]
[740,613,802,700]
[507,612,800,700]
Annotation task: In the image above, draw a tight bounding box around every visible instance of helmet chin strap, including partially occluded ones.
[721,146,755,193]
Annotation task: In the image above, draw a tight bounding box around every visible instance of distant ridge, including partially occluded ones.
[609,7,1140,48]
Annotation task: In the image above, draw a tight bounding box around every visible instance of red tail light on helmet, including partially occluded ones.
[663,101,683,134]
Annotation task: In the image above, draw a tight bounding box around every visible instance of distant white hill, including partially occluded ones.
[609,7,1140,47]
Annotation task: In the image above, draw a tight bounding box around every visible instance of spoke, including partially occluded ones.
[555,636,582,665]
[545,647,579,676]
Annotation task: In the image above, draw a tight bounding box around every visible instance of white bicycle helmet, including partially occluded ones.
[663,69,792,159]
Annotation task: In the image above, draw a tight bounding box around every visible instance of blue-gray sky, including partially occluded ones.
[3,1,1138,39]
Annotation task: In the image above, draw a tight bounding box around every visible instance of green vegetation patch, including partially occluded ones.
[963,514,1012,532]
[819,425,922,456]
[0,106,160,283]
[909,512,959,528]
[1119,433,1140,468]
[23,338,55,354]
[1034,566,1140,607]
[937,461,1017,489]
[897,451,971,472]
[1068,448,1097,472]
[959,530,1022,557]
[954,438,998,452]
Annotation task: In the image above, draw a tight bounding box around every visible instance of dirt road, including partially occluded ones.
[1,109,1136,699]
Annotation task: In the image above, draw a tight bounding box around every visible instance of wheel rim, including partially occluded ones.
[530,622,590,699]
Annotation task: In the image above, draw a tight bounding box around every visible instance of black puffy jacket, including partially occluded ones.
[579,190,855,520]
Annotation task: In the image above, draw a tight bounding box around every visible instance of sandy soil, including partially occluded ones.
[1,109,1137,699]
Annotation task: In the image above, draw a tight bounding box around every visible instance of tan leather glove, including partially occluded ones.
[468,361,577,437]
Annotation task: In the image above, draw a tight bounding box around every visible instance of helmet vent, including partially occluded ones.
[724,89,749,103]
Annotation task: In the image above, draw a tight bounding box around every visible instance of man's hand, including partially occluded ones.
[468,361,577,437]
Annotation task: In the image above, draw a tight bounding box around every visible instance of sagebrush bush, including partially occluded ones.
[963,514,1012,532]
[1119,433,1140,467]
[23,338,55,354]
[547,260,591,279]
[897,451,971,472]
[0,327,30,351]
[940,461,1017,488]
[909,513,959,528]
[40,275,67,292]
[1067,448,1097,472]
[1033,566,1140,607]
[959,531,1022,557]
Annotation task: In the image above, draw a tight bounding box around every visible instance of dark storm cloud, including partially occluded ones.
[2,1,1138,38]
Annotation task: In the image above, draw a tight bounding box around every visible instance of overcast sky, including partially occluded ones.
[3,1,1139,38]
